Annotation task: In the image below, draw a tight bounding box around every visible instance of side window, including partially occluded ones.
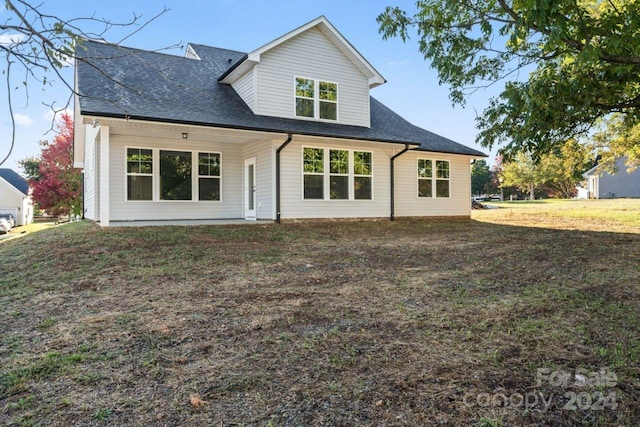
[418,159,450,198]
[353,151,372,200]
[303,147,324,199]
[126,148,153,200]
[198,153,221,201]
[417,159,432,198]
[435,160,450,198]
[329,149,349,200]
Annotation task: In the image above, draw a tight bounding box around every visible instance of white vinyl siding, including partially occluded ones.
[232,68,256,112]
[108,135,243,221]
[255,27,370,127]
[280,138,389,219]
[395,152,471,217]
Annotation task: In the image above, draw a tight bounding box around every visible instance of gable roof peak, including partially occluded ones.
[219,16,385,88]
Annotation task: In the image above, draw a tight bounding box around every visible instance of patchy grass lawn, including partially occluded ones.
[1,201,639,426]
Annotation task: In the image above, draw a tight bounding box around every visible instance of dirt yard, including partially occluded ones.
[1,201,639,426]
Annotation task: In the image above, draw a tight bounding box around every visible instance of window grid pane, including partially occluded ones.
[319,81,337,101]
[436,160,450,179]
[330,176,348,200]
[354,151,372,176]
[303,148,324,173]
[199,177,220,201]
[330,150,349,174]
[418,179,432,198]
[436,180,450,198]
[354,176,372,200]
[198,153,220,177]
[418,159,432,178]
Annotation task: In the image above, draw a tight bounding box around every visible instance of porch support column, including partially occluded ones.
[99,125,110,227]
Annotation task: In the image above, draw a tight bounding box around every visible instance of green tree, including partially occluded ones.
[538,140,591,198]
[471,159,492,196]
[592,115,640,172]
[500,152,543,200]
[377,1,640,159]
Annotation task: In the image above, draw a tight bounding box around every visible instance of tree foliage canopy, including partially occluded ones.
[19,114,81,217]
[471,159,492,195]
[378,0,640,159]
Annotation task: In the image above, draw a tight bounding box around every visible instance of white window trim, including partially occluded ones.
[197,151,223,202]
[125,146,154,202]
[124,147,223,203]
[417,158,451,199]
[294,76,339,122]
[302,146,374,201]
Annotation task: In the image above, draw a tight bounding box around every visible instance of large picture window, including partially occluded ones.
[198,152,221,201]
[126,148,223,202]
[160,150,192,200]
[418,159,450,198]
[126,148,153,200]
[303,147,372,200]
[295,77,338,121]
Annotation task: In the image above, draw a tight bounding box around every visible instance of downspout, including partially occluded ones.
[390,144,412,221]
[275,133,293,223]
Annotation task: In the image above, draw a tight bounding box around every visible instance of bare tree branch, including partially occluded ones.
[0,0,171,166]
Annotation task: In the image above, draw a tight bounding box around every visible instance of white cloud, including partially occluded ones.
[386,60,409,67]
[43,108,74,123]
[0,32,26,46]
[13,113,34,126]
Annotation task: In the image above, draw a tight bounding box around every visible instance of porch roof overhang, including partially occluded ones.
[80,114,487,158]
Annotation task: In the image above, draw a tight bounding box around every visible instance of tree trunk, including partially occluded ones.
[530,183,535,200]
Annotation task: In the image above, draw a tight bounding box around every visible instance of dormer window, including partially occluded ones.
[295,77,337,121]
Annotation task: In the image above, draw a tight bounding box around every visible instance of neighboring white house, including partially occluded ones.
[73,16,485,226]
[0,168,33,226]
[583,157,640,199]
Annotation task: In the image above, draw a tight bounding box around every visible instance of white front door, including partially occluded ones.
[244,158,257,220]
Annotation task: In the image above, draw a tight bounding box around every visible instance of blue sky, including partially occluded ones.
[0,0,498,173]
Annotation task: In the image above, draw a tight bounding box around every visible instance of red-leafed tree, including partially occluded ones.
[20,114,82,217]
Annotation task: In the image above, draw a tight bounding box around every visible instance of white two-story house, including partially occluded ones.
[74,16,485,226]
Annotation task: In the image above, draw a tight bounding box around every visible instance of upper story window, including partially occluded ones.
[295,77,338,121]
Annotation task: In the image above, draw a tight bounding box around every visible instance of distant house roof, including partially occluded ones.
[0,168,29,195]
[76,40,485,157]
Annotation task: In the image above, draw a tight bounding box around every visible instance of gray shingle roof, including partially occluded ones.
[76,40,485,157]
[0,169,29,195]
